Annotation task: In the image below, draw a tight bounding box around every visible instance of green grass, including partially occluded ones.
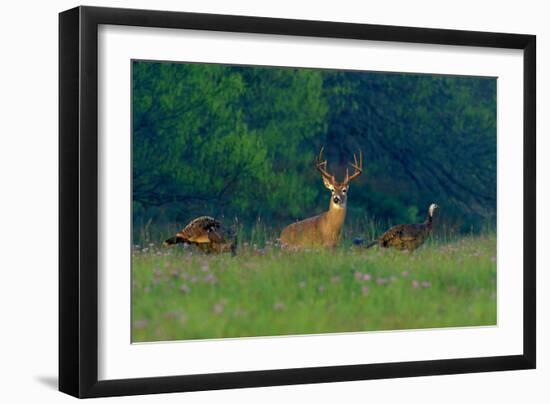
[131,235,496,342]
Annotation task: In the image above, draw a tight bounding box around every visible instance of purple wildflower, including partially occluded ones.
[213,303,224,315]
[203,273,217,284]
[179,284,191,294]
[376,277,387,285]
[134,319,149,329]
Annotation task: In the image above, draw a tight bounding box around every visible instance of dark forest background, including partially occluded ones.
[132,60,496,242]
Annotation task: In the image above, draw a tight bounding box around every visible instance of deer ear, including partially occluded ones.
[322,176,334,190]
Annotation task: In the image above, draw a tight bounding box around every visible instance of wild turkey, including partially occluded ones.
[357,204,439,251]
[163,216,237,254]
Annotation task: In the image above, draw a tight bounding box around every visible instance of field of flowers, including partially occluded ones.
[131,235,496,342]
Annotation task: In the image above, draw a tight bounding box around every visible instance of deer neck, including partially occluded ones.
[323,201,347,231]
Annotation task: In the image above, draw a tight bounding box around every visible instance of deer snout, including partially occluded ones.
[333,195,342,204]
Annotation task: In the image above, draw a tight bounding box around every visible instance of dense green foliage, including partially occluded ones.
[132,61,496,240]
[132,235,496,341]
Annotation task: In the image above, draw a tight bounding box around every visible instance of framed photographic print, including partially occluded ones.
[59,6,536,398]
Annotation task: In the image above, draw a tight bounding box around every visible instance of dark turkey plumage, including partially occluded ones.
[361,204,439,252]
[163,216,236,254]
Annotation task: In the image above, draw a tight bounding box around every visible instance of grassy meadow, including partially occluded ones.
[131,233,496,342]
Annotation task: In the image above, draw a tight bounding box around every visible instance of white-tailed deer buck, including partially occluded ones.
[280,148,363,249]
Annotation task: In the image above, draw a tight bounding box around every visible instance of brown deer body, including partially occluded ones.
[280,148,363,249]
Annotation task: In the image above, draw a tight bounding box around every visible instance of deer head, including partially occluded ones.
[315,147,363,210]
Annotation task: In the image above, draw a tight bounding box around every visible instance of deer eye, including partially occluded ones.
[342,189,347,194]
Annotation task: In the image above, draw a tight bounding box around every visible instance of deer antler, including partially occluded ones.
[315,147,335,184]
[344,150,363,184]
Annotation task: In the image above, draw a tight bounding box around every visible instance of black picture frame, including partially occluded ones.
[59,5,536,398]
